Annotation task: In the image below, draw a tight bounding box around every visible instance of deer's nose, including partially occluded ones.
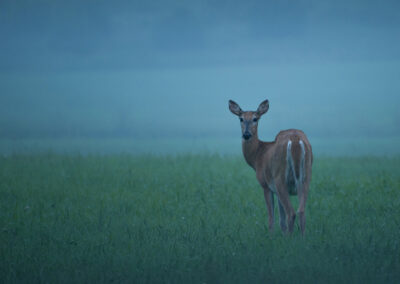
[243,132,252,140]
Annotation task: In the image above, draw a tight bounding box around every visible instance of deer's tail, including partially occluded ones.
[286,138,306,193]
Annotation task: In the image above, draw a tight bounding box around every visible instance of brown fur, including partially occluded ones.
[229,100,313,235]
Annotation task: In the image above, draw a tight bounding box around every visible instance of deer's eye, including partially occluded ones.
[240,118,243,122]
[253,118,258,122]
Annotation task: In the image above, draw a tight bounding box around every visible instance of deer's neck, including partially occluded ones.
[242,135,261,170]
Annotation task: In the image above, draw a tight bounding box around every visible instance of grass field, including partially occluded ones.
[1,153,400,283]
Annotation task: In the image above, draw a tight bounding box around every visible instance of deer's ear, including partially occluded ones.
[229,100,243,116]
[256,99,269,116]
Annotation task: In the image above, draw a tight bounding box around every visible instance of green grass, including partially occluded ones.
[1,154,400,283]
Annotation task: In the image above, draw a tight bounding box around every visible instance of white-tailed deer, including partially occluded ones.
[229,99,313,234]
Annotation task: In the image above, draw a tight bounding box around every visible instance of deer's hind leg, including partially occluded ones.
[275,178,296,233]
[277,199,287,232]
[297,176,310,235]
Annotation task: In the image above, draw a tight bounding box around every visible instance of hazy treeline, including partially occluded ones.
[1,0,399,140]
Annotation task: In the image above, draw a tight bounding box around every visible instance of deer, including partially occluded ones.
[228,99,313,235]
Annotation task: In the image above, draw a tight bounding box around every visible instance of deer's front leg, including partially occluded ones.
[263,187,275,232]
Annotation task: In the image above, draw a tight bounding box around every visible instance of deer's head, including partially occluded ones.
[228,99,269,141]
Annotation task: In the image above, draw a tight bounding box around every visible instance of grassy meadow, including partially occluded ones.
[1,148,400,283]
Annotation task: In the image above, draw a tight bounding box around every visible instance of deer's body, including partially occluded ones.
[229,100,313,234]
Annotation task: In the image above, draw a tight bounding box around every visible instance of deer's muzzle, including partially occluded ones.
[243,132,252,140]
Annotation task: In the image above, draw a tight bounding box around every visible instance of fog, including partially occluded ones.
[1,0,400,147]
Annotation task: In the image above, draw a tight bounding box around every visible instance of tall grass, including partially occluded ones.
[1,154,399,283]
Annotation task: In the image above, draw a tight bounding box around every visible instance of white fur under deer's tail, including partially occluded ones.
[286,139,306,194]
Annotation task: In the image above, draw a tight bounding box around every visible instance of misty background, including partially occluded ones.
[1,0,399,154]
